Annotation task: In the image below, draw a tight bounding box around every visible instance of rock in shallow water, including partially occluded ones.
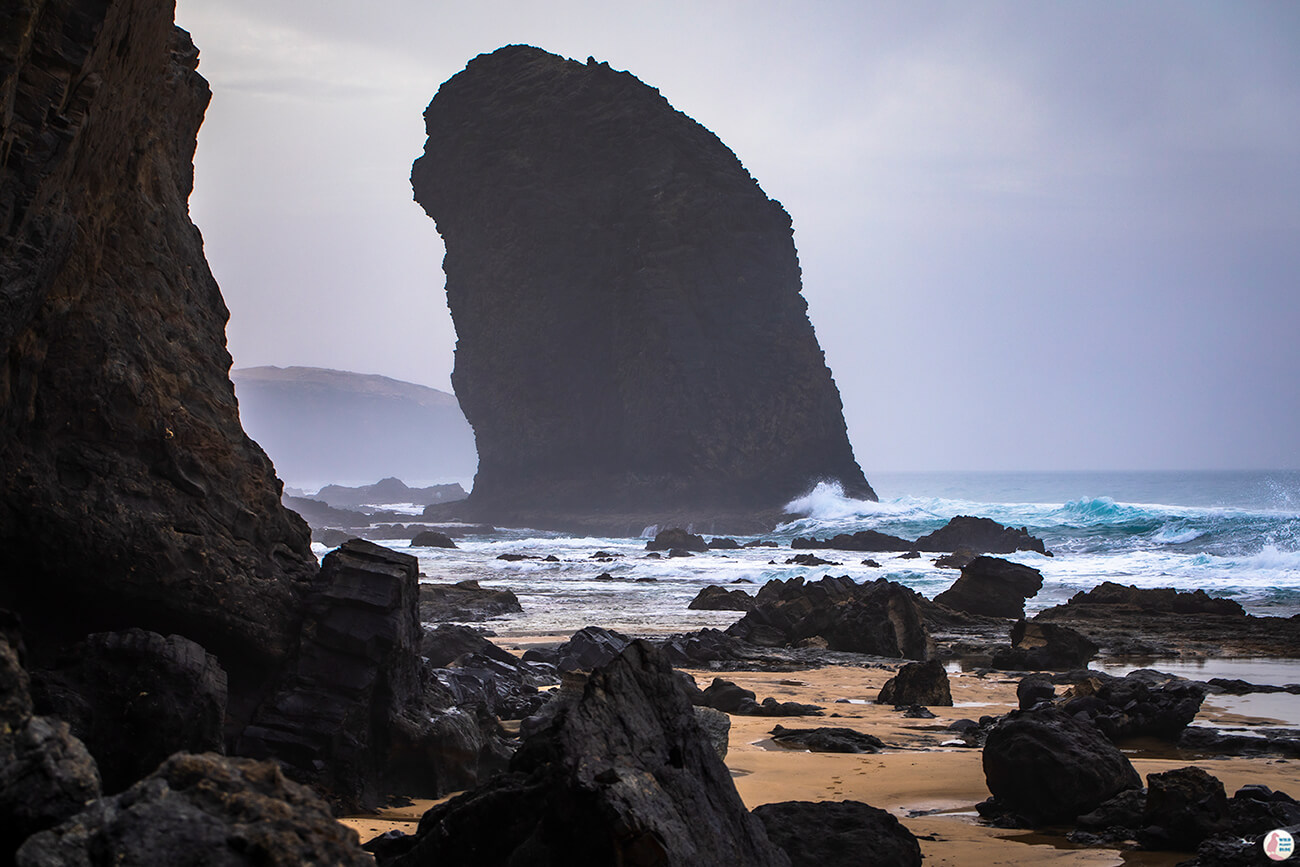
[411,44,873,531]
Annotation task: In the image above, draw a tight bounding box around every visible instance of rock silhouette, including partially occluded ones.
[412,45,872,532]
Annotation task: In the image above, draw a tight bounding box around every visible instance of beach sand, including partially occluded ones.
[341,655,1300,864]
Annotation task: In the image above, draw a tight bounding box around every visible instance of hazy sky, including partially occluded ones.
[174,1,1300,472]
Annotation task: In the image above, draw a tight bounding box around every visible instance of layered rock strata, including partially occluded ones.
[0,0,316,685]
[413,45,873,531]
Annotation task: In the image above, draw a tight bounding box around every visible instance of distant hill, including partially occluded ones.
[232,366,477,488]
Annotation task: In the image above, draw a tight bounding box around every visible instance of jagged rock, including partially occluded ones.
[934,557,1044,619]
[694,707,731,760]
[769,725,884,753]
[411,45,873,531]
[791,530,913,552]
[877,659,953,707]
[655,628,748,667]
[1059,669,1206,741]
[0,1,316,686]
[418,580,522,622]
[410,530,456,548]
[1049,581,1246,616]
[420,624,517,668]
[239,541,505,811]
[707,537,741,550]
[737,697,825,717]
[433,653,555,721]
[15,753,370,866]
[786,553,838,566]
[727,576,932,659]
[1139,766,1231,851]
[30,629,226,794]
[1,635,102,860]
[688,585,756,611]
[914,516,1049,555]
[646,528,708,553]
[522,626,633,673]
[380,641,791,866]
[754,800,921,867]
[1016,674,1056,710]
[979,706,1141,826]
[933,548,978,569]
[991,620,1098,671]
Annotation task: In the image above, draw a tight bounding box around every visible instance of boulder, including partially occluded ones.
[736,697,825,718]
[707,537,741,550]
[646,528,708,553]
[791,531,912,552]
[30,629,227,794]
[420,624,517,668]
[410,530,457,548]
[239,540,507,810]
[1,635,102,860]
[769,725,885,754]
[694,707,731,760]
[1060,669,1206,741]
[432,653,555,721]
[418,580,522,622]
[979,706,1141,825]
[524,626,632,673]
[914,516,1049,555]
[786,553,838,566]
[1051,581,1245,616]
[727,576,932,659]
[934,556,1043,619]
[411,45,874,531]
[688,585,756,611]
[698,678,757,713]
[1016,674,1056,710]
[0,0,316,688]
[991,620,1098,671]
[15,753,370,866]
[933,548,978,569]
[754,800,921,867]
[1139,766,1231,851]
[877,659,953,707]
[380,641,791,866]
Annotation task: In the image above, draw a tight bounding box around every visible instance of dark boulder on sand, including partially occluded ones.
[979,706,1141,826]
[411,44,873,532]
[935,556,1044,619]
[16,753,370,867]
[915,516,1049,555]
[1139,766,1231,851]
[877,659,953,707]
[769,725,885,754]
[380,641,791,867]
[727,575,932,659]
[754,800,921,867]
[0,0,317,683]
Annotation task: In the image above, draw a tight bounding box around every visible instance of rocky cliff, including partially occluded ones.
[412,45,874,532]
[0,1,316,681]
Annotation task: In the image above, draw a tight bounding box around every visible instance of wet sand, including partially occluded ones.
[341,653,1300,864]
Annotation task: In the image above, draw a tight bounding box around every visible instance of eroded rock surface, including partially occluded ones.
[412,45,872,532]
[0,0,316,690]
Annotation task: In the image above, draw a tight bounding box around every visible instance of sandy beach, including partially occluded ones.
[342,651,1300,864]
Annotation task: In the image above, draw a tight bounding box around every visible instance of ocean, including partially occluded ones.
[313,470,1300,638]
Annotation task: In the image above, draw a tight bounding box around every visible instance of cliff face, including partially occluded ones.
[412,45,874,530]
[0,1,316,674]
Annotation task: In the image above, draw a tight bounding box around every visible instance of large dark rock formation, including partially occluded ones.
[380,642,790,866]
[934,556,1044,619]
[412,45,873,532]
[754,800,921,867]
[0,1,316,687]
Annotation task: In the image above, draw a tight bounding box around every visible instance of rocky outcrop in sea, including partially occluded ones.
[412,45,873,533]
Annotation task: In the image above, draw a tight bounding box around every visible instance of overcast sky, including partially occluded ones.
[173,0,1300,473]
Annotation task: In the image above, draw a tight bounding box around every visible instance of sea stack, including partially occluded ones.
[412,45,874,531]
[0,3,316,676]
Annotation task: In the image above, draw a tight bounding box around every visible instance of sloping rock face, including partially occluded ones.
[0,2,316,680]
[412,45,873,530]
[381,641,790,867]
